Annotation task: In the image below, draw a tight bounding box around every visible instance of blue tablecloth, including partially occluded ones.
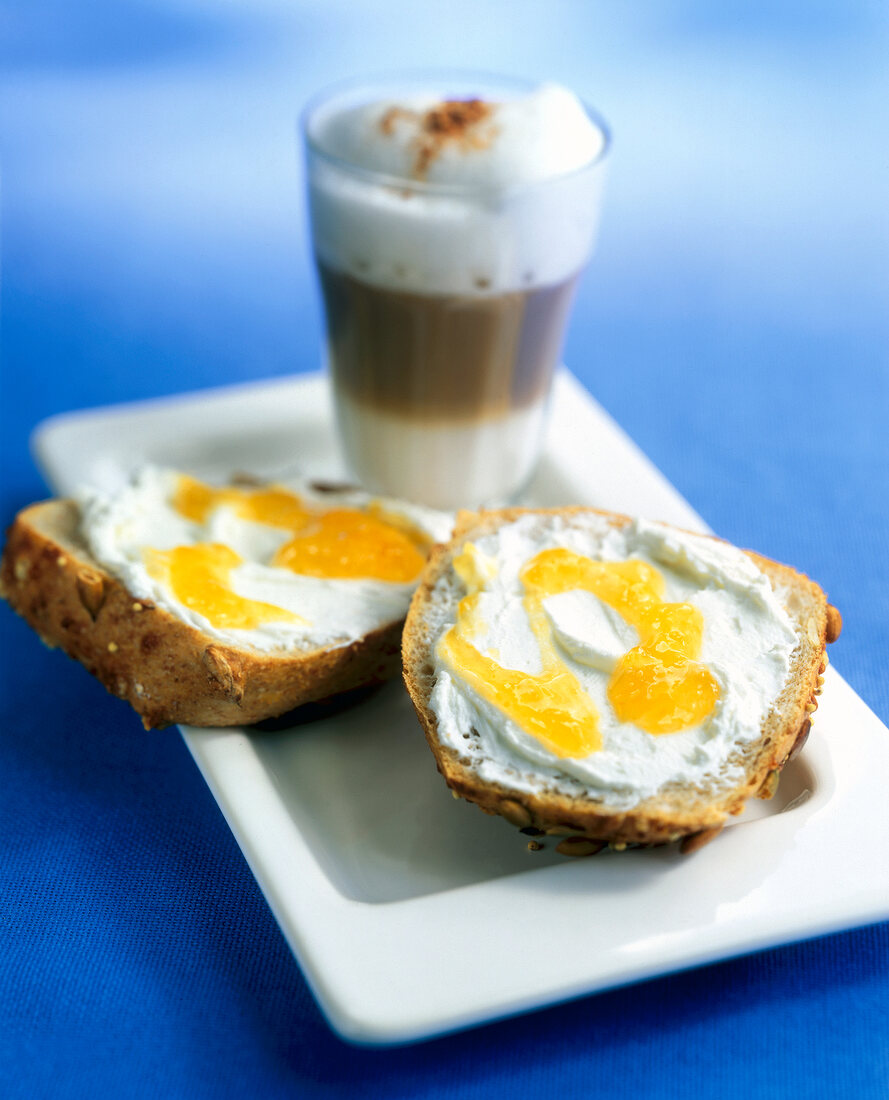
[2,2,887,1096]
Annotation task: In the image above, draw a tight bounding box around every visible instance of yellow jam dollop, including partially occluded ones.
[144,544,304,631]
[437,543,720,758]
[440,544,602,757]
[174,478,309,530]
[522,549,720,736]
[172,474,426,584]
[272,509,426,583]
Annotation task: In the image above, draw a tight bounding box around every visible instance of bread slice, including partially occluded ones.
[0,498,413,729]
[403,508,842,854]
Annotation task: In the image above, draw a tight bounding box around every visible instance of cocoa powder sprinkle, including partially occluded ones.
[379,106,414,136]
[424,98,490,136]
[378,97,496,180]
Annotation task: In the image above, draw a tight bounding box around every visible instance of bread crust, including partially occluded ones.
[403,507,840,850]
[1,500,404,729]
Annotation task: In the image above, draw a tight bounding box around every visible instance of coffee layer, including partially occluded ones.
[319,264,578,419]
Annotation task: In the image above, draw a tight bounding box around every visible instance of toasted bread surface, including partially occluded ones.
[1,499,404,729]
[403,507,840,851]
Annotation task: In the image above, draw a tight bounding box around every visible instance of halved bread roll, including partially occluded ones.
[1,471,452,729]
[403,508,841,853]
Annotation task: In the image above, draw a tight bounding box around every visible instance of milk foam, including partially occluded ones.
[305,82,608,294]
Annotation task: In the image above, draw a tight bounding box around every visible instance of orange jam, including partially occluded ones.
[437,543,720,758]
[272,510,425,582]
[172,474,426,584]
[174,478,309,530]
[144,544,304,631]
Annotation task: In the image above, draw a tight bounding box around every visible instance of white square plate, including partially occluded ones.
[33,371,889,1045]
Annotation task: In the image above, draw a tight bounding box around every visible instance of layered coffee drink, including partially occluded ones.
[303,77,608,509]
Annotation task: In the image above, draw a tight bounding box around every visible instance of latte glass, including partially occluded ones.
[302,73,609,510]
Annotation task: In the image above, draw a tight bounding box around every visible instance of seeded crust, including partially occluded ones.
[0,499,405,729]
[402,508,842,853]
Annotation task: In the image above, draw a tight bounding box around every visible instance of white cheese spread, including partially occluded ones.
[428,513,799,809]
[78,467,453,653]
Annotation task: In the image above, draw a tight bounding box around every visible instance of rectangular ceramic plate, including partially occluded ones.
[33,370,889,1045]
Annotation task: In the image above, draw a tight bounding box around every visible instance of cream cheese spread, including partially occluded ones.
[78,467,453,653]
[428,513,800,809]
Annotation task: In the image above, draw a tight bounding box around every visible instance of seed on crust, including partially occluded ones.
[757,769,780,800]
[805,700,818,713]
[786,718,811,764]
[556,837,605,857]
[680,826,723,854]
[527,840,543,852]
[309,480,358,494]
[499,799,531,828]
[825,605,842,644]
[14,558,30,582]
[107,642,119,653]
[230,472,265,487]
[202,645,245,703]
[76,569,106,620]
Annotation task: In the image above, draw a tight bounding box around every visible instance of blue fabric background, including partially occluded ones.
[1,1,887,1096]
